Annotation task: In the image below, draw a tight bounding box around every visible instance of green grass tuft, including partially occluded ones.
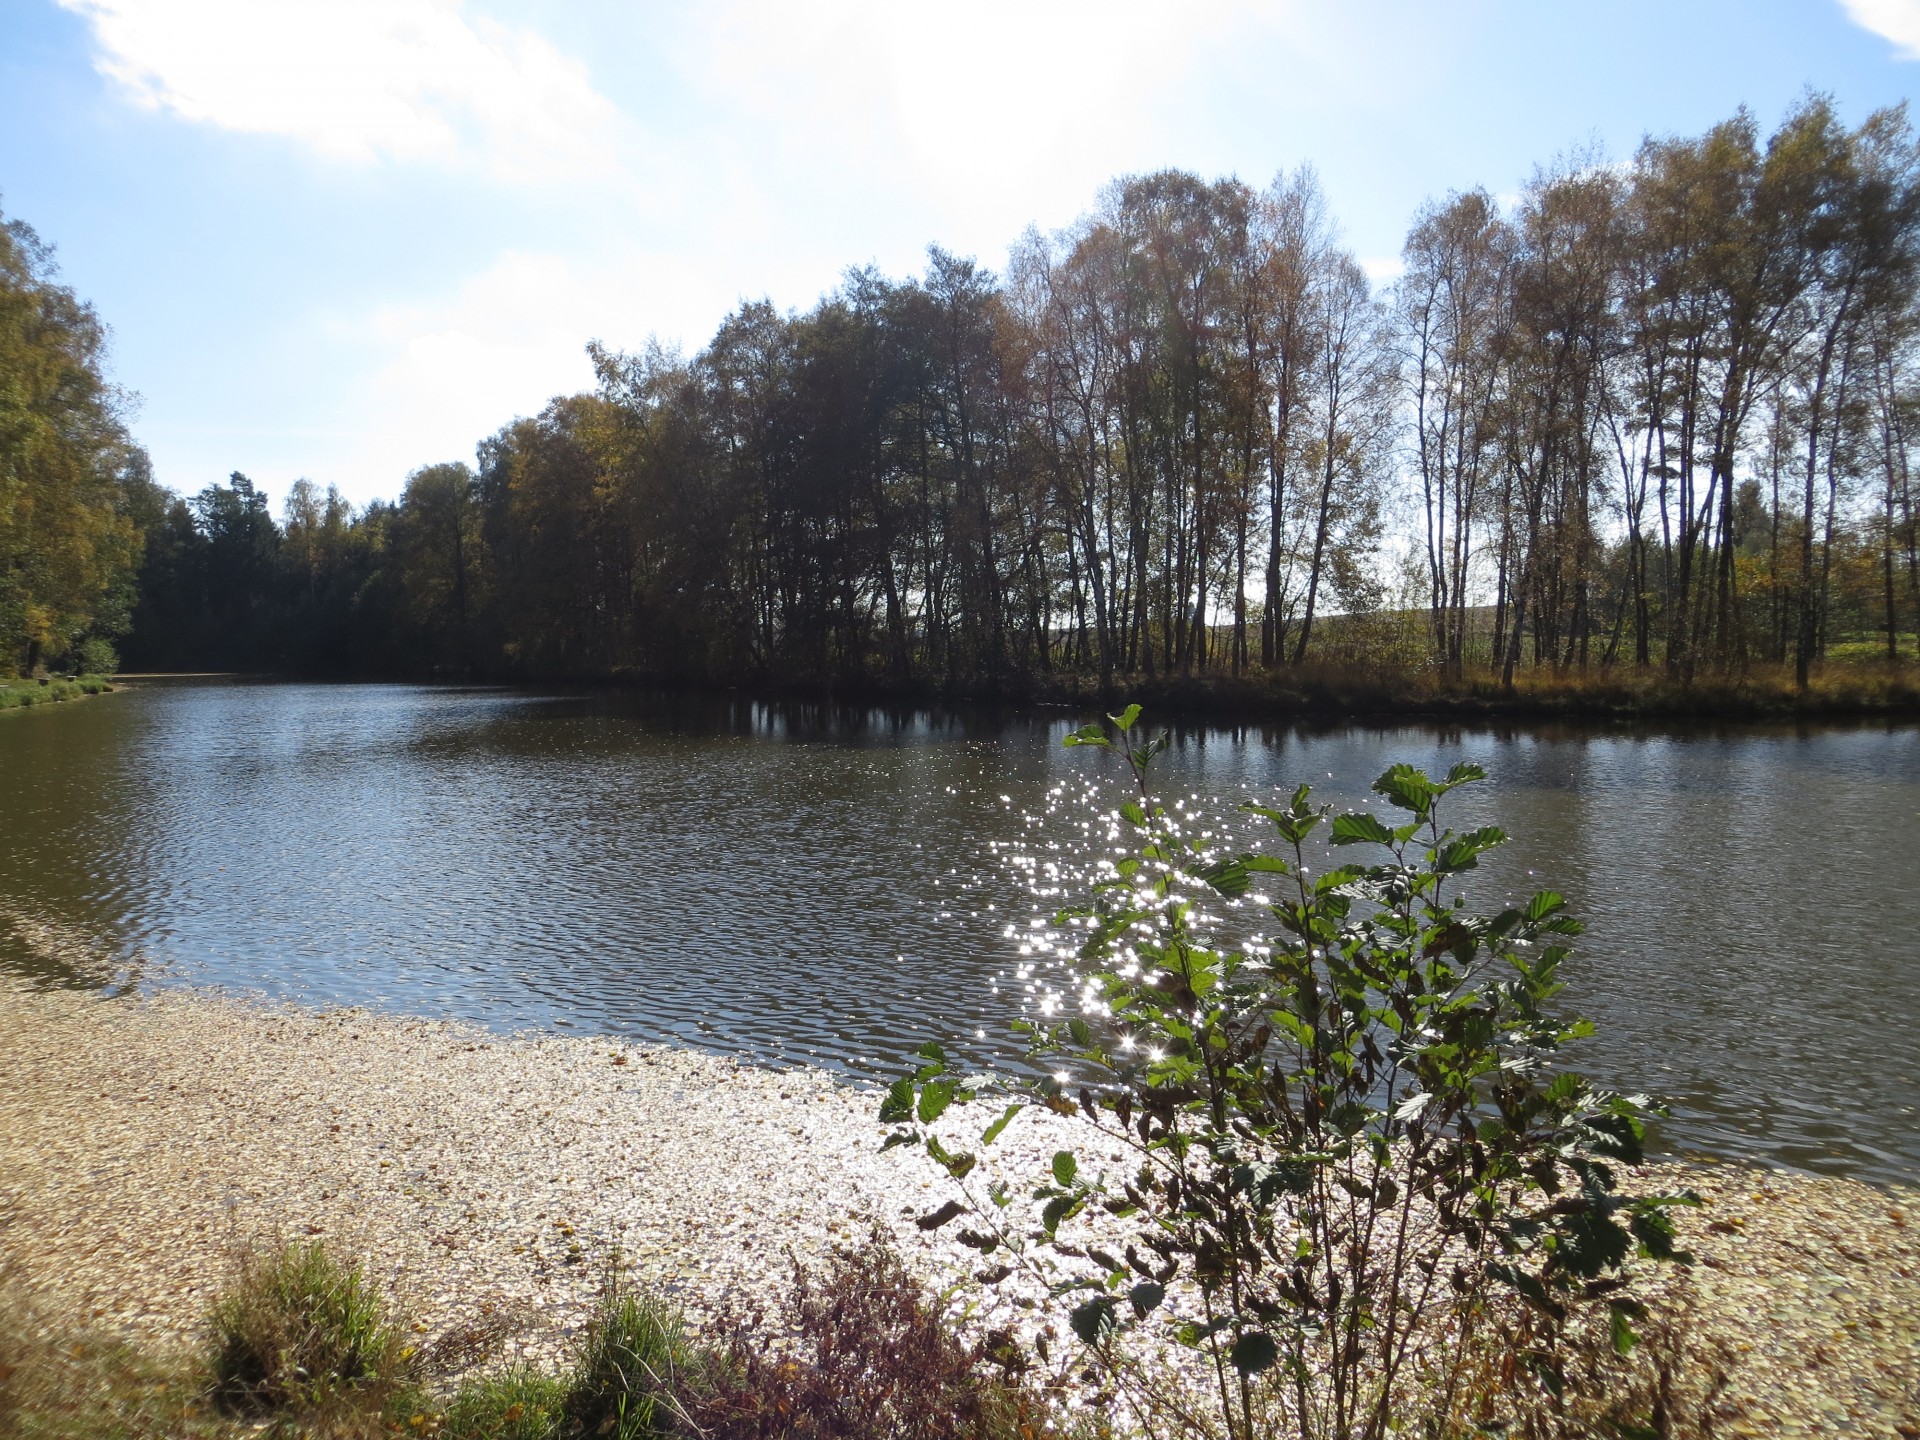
[562,1276,690,1440]
[436,1367,570,1440]
[205,1240,407,1419]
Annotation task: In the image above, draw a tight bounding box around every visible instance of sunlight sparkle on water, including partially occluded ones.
[926,758,1312,1059]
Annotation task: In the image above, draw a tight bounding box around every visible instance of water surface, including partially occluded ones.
[2,679,1915,1184]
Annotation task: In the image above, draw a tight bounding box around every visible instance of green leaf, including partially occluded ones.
[918,1079,957,1125]
[1525,891,1567,922]
[1200,857,1250,896]
[1246,798,1322,845]
[1329,1102,1372,1136]
[1110,703,1143,732]
[1393,1091,1433,1122]
[1436,826,1507,872]
[1609,1301,1641,1356]
[1330,812,1394,847]
[1372,764,1439,817]
[1070,1296,1118,1343]
[1229,1331,1278,1374]
[1041,1193,1081,1235]
[1230,1160,1311,1207]
[879,1078,914,1124]
[1052,1150,1079,1186]
[1489,1263,1566,1321]
[1064,723,1111,750]
[981,1103,1021,1146]
[1313,864,1365,894]
[923,1134,976,1180]
[1119,801,1147,828]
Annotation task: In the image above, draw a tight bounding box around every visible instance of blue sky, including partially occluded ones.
[2,0,1917,509]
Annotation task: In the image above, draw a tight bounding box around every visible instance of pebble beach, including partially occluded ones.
[1,977,1915,1435]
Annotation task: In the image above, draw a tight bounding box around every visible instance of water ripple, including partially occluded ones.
[0,681,1915,1183]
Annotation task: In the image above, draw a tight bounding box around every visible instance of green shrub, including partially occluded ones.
[884,705,1693,1440]
[71,637,118,676]
[0,675,111,708]
[205,1240,406,1418]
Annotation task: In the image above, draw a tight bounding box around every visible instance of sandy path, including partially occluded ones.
[0,979,985,1364]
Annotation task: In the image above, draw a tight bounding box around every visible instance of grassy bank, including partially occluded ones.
[1020,658,1920,724]
[6,1179,1911,1440]
[0,1230,1079,1440]
[508,655,1920,726]
[0,1221,1818,1440]
[0,674,115,710]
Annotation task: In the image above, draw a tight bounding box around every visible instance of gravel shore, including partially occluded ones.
[1,978,1915,1434]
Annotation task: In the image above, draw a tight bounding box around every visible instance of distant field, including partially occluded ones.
[1827,634,1920,661]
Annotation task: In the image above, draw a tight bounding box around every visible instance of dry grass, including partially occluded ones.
[0,1250,236,1439]
[685,1226,1082,1440]
[1422,1282,1744,1440]
[3,987,1913,1436]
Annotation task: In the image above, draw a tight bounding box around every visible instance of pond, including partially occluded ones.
[2,678,1916,1185]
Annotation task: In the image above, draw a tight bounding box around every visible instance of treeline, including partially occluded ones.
[0,209,142,676]
[1402,100,1920,689]
[10,98,1920,697]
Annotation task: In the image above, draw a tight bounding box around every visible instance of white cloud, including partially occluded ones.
[57,0,621,178]
[1840,0,1920,58]
[315,245,737,492]
[354,251,603,447]
[327,251,610,484]
[271,0,1310,499]
[68,0,1366,506]
[1359,255,1405,285]
[673,0,1288,248]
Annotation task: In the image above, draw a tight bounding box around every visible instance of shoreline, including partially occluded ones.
[2,979,1916,1432]
[0,675,117,712]
[0,978,1033,1363]
[104,666,1920,726]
